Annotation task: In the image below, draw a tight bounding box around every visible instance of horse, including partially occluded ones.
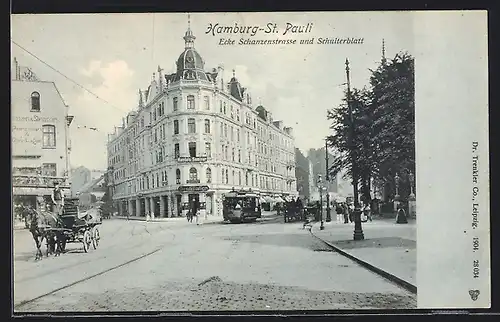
[21,205,65,260]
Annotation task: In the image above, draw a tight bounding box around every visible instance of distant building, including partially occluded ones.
[70,166,91,197]
[11,58,74,209]
[71,166,106,198]
[294,148,310,200]
[307,147,337,193]
[77,173,106,208]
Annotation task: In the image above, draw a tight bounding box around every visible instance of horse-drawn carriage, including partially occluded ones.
[57,198,101,253]
[283,202,306,223]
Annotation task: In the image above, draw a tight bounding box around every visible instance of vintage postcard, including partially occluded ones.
[11,11,489,313]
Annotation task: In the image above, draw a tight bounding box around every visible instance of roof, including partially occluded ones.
[78,174,105,194]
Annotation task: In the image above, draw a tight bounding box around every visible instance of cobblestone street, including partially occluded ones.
[14,214,416,312]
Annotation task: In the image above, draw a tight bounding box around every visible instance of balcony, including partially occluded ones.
[13,175,69,188]
[186,179,201,184]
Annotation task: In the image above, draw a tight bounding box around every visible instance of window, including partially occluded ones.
[223,102,226,114]
[188,118,196,133]
[163,171,168,186]
[238,171,241,185]
[220,101,223,113]
[42,163,56,176]
[176,169,181,184]
[238,150,241,162]
[237,129,240,142]
[245,172,249,186]
[187,95,195,109]
[174,120,179,134]
[236,109,240,121]
[189,167,198,181]
[224,124,228,137]
[232,170,235,184]
[31,92,40,112]
[225,169,229,184]
[206,168,212,183]
[188,142,197,157]
[173,97,178,111]
[205,142,211,157]
[174,143,180,159]
[221,144,225,160]
[204,96,210,110]
[42,125,56,148]
[232,148,235,161]
[220,122,223,135]
[204,119,211,133]
[230,106,234,118]
[221,169,225,184]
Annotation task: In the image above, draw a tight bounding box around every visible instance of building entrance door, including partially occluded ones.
[188,193,200,213]
[176,195,182,217]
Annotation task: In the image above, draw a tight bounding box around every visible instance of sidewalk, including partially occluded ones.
[311,217,416,289]
[112,215,224,225]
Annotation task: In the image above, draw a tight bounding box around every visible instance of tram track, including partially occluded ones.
[14,220,170,276]
[14,247,165,310]
[14,223,178,310]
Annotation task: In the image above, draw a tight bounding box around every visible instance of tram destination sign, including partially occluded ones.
[177,156,208,163]
[178,185,209,192]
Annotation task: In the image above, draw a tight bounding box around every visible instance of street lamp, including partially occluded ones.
[408,171,416,218]
[345,58,364,241]
[394,172,400,205]
[317,174,325,230]
[325,139,332,222]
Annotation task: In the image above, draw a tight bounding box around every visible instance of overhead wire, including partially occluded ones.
[11,39,128,114]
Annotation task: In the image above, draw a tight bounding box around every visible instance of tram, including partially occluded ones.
[222,189,262,223]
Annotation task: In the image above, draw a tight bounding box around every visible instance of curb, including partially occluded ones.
[309,223,417,295]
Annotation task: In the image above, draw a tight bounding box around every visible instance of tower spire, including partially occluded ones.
[138,89,144,107]
[381,38,387,64]
[183,13,196,48]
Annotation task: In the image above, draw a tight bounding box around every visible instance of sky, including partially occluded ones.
[11,12,414,170]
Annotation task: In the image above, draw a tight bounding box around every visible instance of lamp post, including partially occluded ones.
[345,58,364,240]
[317,174,325,230]
[408,171,416,218]
[325,139,332,222]
[395,172,407,224]
[394,172,400,208]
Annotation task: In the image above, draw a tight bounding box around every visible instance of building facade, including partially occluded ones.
[70,166,91,197]
[11,58,73,208]
[107,24,297,218]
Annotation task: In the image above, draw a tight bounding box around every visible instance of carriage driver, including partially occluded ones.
[51,181,64,218]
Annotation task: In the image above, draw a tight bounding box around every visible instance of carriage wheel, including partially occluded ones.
[92,227,100,249]
[82,230,92,253]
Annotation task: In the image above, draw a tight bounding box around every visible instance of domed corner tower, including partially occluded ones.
[174,16,210,82]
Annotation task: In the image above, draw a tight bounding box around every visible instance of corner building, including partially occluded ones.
[107,24,297,218]
[11,58,73,208]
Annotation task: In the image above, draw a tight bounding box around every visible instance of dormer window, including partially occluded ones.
[30,92,40,112]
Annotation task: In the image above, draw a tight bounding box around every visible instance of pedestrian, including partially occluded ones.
[363,203,372,222]
[191,198,199,225]
[51,182,64,222]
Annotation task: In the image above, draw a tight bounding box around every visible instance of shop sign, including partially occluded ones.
[178,185,209,192]
[177,156,208,163]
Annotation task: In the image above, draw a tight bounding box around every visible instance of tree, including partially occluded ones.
[327,52,415,204]
[370,52,415,200]
[327,87,376,202]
